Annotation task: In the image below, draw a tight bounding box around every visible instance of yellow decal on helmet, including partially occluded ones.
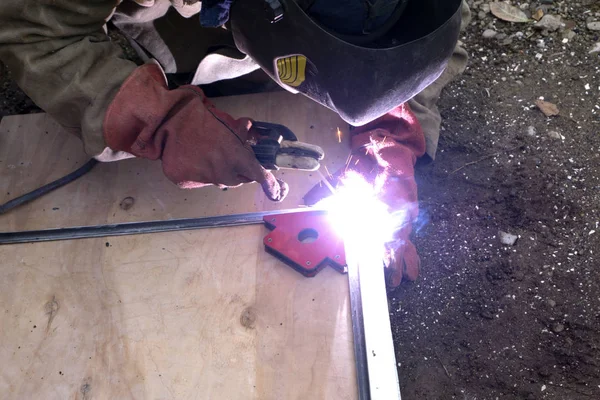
[277,55,307,87]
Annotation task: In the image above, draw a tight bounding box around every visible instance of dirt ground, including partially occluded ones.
[0,63,39,117]
[391,1,600,399]
[1,1,599,399]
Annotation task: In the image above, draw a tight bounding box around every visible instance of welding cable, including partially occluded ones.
[0,159,98,215]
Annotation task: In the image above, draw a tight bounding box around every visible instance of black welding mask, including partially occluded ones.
[229,0,463,125]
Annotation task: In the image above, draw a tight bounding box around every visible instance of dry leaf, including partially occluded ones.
[535,100,559,117]
[490,2,530,23]
[532,9,544,21]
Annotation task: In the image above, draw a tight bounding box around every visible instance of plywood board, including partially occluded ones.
[0,92,357,399]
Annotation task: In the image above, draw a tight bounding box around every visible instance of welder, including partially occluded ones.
[0,0,469,287]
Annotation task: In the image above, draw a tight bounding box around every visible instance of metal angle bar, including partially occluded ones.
[348,253,371,399]
[346,237,402,400]
[0,208,323,245]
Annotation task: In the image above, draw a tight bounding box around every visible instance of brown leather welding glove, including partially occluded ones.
[103,63,288,201]
[305,103,425,288]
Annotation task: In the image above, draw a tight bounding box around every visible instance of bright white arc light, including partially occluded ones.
[319,172,401,251]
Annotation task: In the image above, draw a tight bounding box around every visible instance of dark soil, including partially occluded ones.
[391,1,600,399]
[0,62,39,117]
[1,1,599,399]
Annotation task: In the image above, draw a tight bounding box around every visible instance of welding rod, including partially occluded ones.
[0,208,323,245]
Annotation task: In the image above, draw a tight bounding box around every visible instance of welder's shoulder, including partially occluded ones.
[0,0,118,39]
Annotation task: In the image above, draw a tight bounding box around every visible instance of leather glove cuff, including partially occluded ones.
[103,62,235,160]
[103,62,172,157]
[350,103,426,164]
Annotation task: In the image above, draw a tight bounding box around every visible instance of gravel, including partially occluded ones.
[499,231,519,246]
[534,15,566,31]
[547,131,564,140]
[482,29,497,39]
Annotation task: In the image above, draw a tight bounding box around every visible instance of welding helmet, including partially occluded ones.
[229,0,463,126]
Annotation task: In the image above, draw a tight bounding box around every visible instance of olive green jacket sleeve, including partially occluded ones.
[0,0,137,156]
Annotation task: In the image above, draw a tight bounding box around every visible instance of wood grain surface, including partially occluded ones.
[0,92,357,400]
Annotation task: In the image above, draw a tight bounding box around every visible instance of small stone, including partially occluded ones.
[563,20,577,30]
[480,309,495,320]
[534,15,565,31]
[527,126,537,137]
[538,366,552,378]
[552,322,565,333]
[481,3,490,13]
[587,21,600,31]
[547,299,556,307]
[482,29,497,38]
[499,231,518,246]
[478,10,486,20]
[547,131,563,140]
[563,30,576,40]
[495,33,508,40]
[513,271,525,281]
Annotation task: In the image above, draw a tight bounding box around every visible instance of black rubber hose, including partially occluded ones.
[0,159,99,215]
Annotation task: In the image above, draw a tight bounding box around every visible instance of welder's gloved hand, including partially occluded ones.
[103,62,288,202]
[305,103,426,287]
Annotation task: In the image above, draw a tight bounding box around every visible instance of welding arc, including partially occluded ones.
[0,208,320,245]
